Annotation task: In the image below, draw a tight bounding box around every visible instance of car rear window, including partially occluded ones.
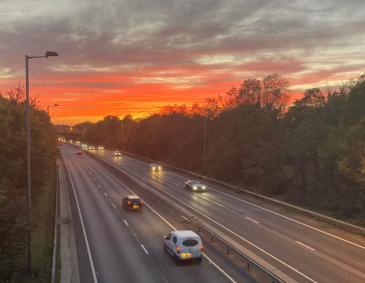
[182,239,198,247]
[131,199,141,204]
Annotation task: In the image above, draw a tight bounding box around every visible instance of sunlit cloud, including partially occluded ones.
[0,0,364,124]
[50,64,138,73]
[0,67,13,79]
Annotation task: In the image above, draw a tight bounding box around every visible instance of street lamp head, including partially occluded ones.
[45,51,58,58]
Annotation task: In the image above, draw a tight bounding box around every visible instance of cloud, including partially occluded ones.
[0,0,364,124]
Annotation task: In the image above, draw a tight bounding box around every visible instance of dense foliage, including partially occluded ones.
[73,74,365,224]
[0,88,57,281]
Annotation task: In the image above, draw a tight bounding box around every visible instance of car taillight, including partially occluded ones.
[141,200,144,205]
[128,200,131,205]
[200,245,204,251]
[176,246,181,253]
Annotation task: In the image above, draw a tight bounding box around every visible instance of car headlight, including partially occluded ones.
[193,186,198,190]
[158,166,162,170]
[202,186,206,189]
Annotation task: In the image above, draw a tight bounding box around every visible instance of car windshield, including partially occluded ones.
[182,239,199,247]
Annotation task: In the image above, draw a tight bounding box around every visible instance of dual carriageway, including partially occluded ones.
[60,143,365,283]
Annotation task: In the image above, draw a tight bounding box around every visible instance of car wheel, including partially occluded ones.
[196,257,202,264]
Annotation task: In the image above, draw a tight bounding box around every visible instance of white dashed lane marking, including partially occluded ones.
[246,217,260,224]
[140,244,149,255]
[296,241,316,251]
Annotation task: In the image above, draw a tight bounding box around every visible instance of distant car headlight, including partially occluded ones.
[152,166,156,170]
[158,166,162,170]
[202,186,206,189]
[193,186,198,190]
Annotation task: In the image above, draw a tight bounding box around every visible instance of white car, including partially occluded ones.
[163,230,203,263]
[98,145,104,150]
[114,151,122,157]
[149,163,162,171]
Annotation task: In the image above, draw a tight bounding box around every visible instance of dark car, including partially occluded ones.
[184,180,207,192]
[76,151,83,155]
[122,195,144,211]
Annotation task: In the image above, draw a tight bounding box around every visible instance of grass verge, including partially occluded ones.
[23,166,57,283]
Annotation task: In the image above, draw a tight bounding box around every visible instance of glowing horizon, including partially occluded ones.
[1,0,364,125]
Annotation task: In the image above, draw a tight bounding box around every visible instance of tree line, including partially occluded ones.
[0,86,57,281]
[71,74,365,225]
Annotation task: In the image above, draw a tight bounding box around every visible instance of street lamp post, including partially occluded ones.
[25,50,58,273]
[202,116,207,169]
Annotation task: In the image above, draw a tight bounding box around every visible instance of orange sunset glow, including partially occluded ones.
[1,1,364,124]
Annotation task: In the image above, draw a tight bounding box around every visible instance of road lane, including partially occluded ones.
[141,166,365,273]
[62,145,236,283]
[63,151,166,283]
[88,146,365,283]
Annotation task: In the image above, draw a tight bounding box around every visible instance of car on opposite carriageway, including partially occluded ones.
[184,180,207,192]
[114,150,122,157]
[149,163,162,171]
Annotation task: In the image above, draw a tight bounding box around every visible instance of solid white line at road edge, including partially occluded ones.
[95,162,237,283]
[63,157,98,283]
[207,184,365,251]
[152,160,365,251]
[107,159,316,283]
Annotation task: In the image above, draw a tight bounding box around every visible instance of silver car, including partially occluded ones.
[184,180,207,192]
[163,230,203,263]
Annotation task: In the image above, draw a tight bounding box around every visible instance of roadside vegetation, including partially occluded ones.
[0,87,58,282]
[68,74,365,225]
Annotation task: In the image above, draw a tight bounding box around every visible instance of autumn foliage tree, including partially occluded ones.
[73,74,365,225]
[0,87,57,281]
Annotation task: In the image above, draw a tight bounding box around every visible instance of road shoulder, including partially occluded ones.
[58,160,81,283]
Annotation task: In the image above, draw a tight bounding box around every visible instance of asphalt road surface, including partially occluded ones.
[61,145,237,283]
[75,145,365,283]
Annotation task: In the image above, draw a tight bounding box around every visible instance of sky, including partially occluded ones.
[0,0,364,124]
